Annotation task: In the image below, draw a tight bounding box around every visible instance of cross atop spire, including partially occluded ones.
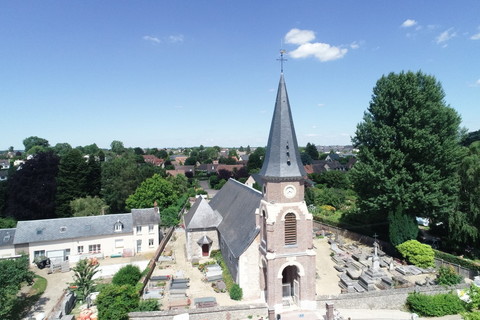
[277,49,287,73]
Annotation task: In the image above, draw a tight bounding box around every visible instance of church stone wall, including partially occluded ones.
[238,235,261,300]
[185,229,219,261]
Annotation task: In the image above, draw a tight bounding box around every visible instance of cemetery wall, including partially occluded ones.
[316,283,469,309]
[129,303,268,320]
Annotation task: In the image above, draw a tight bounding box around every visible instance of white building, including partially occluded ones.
[1,208,160,264]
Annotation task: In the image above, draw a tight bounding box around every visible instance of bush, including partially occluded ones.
[407,292,466,317]
[229,283,243,301]
[112,265,142,286]
[136,298,159,311]
[462,312,480,320]
[436,266,463,286]
[96,284,139,320]
[397,240,435,268]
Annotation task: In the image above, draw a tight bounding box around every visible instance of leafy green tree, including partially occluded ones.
[388,204,418,246]
[71,258,99,302]
[70,196,108,216]
[161,206,180,227]
[6,151,59,220]
[309,171,350,189]
[110,140,125,155]
[305,142,319,160]
[112,264,142,286]
[397,240,435,268]
[26,144,50,155]
[56,149,88,217]
[96,284,139,320]
[246,145,251,154]
[167,174,189,196]
[125,174,178,211]
[0,217,16,228]
[52,143,73,157]
[462,129,480,147]
[101,155,159,213]
[23,136,49,153]
[0,255,35,319]
[82,143,101,156]
[133,147,144,155]
[351,71,462,239]
[448,141,480,248]
[86,155,101,197]
[246,147,265,173]
[300,152,313,165]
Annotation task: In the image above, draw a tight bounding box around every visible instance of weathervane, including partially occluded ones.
[277,49,287,73]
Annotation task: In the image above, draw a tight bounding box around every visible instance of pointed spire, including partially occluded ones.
[259,74,306,180]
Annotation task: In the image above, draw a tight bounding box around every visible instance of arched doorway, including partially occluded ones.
[281,265,299,304]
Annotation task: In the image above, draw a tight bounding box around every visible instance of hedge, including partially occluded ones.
[406,292,466,317]
[434,250,480,274]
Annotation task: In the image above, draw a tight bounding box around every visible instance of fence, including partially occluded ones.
[434,257,478,280]
[138,226,175,295]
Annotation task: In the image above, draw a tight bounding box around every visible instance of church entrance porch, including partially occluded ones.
[281,265,300,305]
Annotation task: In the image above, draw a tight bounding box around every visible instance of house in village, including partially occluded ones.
[0,208,160,263]
[184,72,316,317]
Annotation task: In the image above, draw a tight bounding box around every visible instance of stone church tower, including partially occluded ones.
[258,73,316,318]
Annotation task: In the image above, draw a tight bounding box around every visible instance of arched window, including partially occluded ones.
[284,213,297,245]
[262,210,267,243]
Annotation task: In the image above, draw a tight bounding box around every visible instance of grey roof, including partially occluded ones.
[13,213,133,244]
[211,179,262,258]
[0,228,15,247]
[184,197,222,230]
[259,73,306,180]
[131,208,160,225]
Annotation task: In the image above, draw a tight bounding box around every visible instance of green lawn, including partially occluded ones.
[10,275,47,320]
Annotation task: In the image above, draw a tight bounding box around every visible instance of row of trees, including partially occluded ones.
[349,71,480,253]
[0,139,193,223]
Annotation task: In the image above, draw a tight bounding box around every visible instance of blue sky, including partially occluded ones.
[1,1,479,150]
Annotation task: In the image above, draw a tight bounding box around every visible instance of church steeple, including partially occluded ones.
[259,73,306,181]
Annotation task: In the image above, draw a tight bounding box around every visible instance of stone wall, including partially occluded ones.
[129,303,268,320]
[316,283,469,310]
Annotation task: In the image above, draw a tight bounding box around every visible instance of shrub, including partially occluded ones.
[397,240,435,268]
[406,292,466,316]
[434,250,480,274]
[112,264,142,286]
[136,298,159,311]
[229,283,243,301]
[436,266,463,286]
[467,283,480,311]
[96,284,139,320]
[462,312,480,320]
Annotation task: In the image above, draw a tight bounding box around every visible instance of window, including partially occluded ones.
[115,239,124,248]
[60,226,67,233]
[78,246,84,254]
[3,235,10,242]
[114,221,123,232]
[136,225,142,234]
[148,224,154,233]
[36,229,43,235]
[34,250,45,258]
[88,244,101,253]
[284,212,297,245]
[149,238,154,247]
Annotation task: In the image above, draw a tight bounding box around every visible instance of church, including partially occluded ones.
[184,71,316,317]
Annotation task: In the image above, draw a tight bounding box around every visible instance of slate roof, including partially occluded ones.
[14,213,135,244]
[184,197,222,230]
[0,228,15,247]
[132,208,160,225]
[210,179,262,258]
[259,73,306,180]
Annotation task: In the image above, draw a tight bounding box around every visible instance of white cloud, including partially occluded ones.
[317,103,325,107]
[169,34,184,43]
[350,41,359,49]
[285,28,315,45]
[436,28,457,45]
[470,79,480,87]
[143,35,161,44]
[401,19,417,28]
[290,42,347,62]
[471,32,480,40]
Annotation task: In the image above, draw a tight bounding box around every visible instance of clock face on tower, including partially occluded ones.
[284,185,296,198]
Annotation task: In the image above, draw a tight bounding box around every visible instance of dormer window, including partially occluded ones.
[114,221,124,232]
[36,228,43,235]
[60,226,67,233]
[3,235,10,242]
